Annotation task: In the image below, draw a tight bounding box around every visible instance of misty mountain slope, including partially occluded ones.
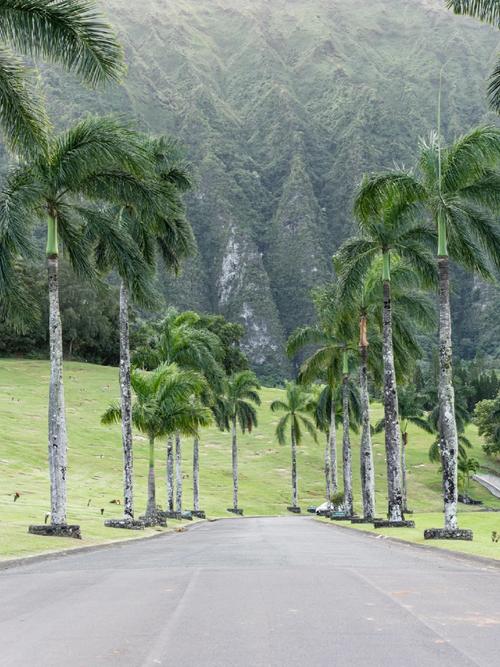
[41,0,499,380]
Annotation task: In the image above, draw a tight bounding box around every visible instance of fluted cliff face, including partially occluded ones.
[43,0,499,378]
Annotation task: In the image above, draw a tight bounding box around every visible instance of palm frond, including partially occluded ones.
[0,45,48,155]
[0,0,125,86]
[101,403,121,425]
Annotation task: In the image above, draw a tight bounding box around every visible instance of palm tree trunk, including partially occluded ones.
[193,436,200,512]
[401,431,409,513]
[382,278,404,522]
[232,416,238,510]
[359,315,375,520]
[438,256,459,530]
[329,393,338,494]
[291,422,299,508]
[119,280,134,520]
[145,436,156,518]
[175,431,182,513]
[166,438,174,512]
[47,239,67,526]
[342,374,353,516]
[324,435,331,504]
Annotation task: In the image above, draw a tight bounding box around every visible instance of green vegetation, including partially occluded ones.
[1,359,500,560]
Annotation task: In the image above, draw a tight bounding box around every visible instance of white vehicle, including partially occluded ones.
[315,501,332,515]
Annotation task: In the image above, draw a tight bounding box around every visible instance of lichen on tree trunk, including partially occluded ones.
[47,254,68,526]
[231,417,238,510]
[145,436,156,518]
[167,438,174,512]
[291,423,299,509]
[438,256,459,531]
[401,431,409,513]
[324,435,331,504]
[382,279,403,522]
[119,281,134,520]
[359,319,375,521]
[329,394,338,495]
[175,431,182,513]
[342,374,353,516]
[193,436,200,512]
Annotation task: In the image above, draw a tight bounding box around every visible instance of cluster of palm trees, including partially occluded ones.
[285,124,500,535]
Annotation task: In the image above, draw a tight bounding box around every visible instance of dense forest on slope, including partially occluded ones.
[30,0,500,379]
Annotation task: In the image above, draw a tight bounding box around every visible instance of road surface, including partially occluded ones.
[1,517,499,666]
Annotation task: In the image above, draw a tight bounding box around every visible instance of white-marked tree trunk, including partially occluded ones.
[231,416,238,510]
[193,437,200,512]
[359,316,375,520]
[291,422,299,508]
[401,431,409,513]
[166,438,174,512]
[145,436,156,518]
[329,394,338,494]
[119,281,134,520]
[382,273,403,522]
[324,435,331,504]
[47,220,68,526]
[438,256,459,530]
[342,374,353,516]
[175,431,182,513]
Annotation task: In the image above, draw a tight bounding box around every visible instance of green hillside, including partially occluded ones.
[1,359,499,560]
[32,0,500,380]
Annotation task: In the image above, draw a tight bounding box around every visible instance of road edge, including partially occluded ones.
[0,520,207,571]
[315,517,500,570]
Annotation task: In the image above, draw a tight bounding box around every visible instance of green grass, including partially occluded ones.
[1,359,500,561]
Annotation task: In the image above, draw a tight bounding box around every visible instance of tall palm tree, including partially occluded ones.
[0,116,150,528]
[287,320,343,498]
[337,182,436,521]
[271,382,317,512]
[360,126,500,532]
[446,1,500,112]
[101,363,210,523]
[0,0,124,156]
[215,370,261,514]
[133,310,223,513]
[374,385,433,513]
[100,137,194,521]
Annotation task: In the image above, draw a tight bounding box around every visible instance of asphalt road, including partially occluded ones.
[1,517,499,667]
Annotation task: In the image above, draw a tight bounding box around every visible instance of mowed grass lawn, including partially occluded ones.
[1,359,500,561]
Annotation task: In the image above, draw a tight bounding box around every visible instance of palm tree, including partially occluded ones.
[360,126,500,532]
[102,364,210,523]
[271,382,317,512]
[287,320,343,498]
[446,1,500,112]
[100,137,194,521]
[337,181,436,521]
[133,310,223,513]
[374,385,433,513]
[215,371,261,514]
[0,116,150,528]
[0,0,124,156]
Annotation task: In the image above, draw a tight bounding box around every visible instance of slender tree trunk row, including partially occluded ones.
[291,423,299,508]
[438,257,459,530]
[119,281,134,520]
[401,431,409,514]
[342,374,353,516]
[175,432,182,513]
[167,438,174,512]
[359,323,375,520]
[146,436,156,518]
[232,417,239,510]
[47,254,68,526]
[382,279,404,522]
[329,394,338,495]
[193,437,200,512]
[324,436,331,504]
